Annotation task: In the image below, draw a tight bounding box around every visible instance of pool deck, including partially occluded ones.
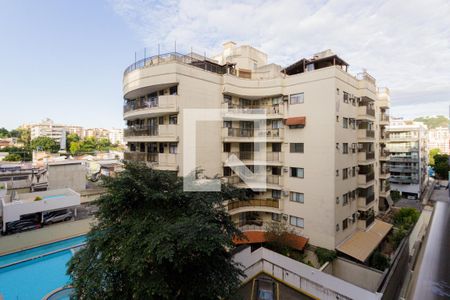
[0,217,95,256]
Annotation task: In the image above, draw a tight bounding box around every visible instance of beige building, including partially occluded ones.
[387,119,428,199]
[428,126,449,154]
[122,43,392,256]
[28,118,66,150]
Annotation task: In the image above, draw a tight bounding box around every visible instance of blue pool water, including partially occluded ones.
[43,194,65,200]
[0,235,86,267]
[0,235,85,300]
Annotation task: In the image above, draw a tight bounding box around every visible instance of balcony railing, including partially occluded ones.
[358,105,375,117]
[380,114,390,122]
[124,151,146,161]
[225,104,284,115]
[225,174,280,186]
[225,128,283,138]
[224,151,281,163]
[358,150,375,161]
[124,125,158,137]
[228,199,279,210]
[124,97,158,113]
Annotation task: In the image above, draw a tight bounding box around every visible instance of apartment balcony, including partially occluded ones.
[124,151,146,162]
[357,105,375,121]
[357,212,375,230]
[123,95,179,120]
[390,155,419,163]
[389,147,419,153]
[390,175,418,184]
[357,150,375,163]
[222,151,282,166]
[358,172,375,187]
[390,166,418,173]
[222,103,284,119]
[380,182,391,197]
[222,127,284,142]
[379,167,390,179]
[380,114,390,125]
[357,129,375,140]
[379,150,390,161]
[388,135,417,142]
[124,124,178,142]
[124,152,178,171]
[227,199,281,214]
[357,193,375,211]
[225,174,281,189]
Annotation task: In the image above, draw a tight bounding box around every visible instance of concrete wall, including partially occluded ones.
[47,162,86,192]
[322,257,383,292]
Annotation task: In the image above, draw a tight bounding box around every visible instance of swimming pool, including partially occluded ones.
[0,235,85,300]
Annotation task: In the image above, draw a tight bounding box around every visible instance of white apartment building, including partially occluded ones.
[108,128,125,145]
[387,119,428,199]
[428,126,449,154]
[28,118,66,150]
[122,42,392,259]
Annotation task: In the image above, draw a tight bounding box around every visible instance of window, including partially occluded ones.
[352,166,356,177]
[272,190,281,199]
[169,86,178,95]
[272,119,283,129]
[169,115,178,124]
[336,197,340,204]
[336,116,339,122]
[129,143,136,152]
[343,91,349,103]
[290,216,304,228]
[351,143,357,153]
[343,193,349,205]
[223,143,231,152]
[290,167,304,178]
[350,118,356,129]
[272,213,281,222]
[336,169,339,177]
[290,192,304,203]
[343,143,349,154]
[351,190,356,199]
[343,219,348,230]
[343,168,348,180]
[159,116,164,125]
[272,143,282,152]
[223,167,232,176]
[290,93,304,104]
[290,143,304,153]
[223,95,232,104]
[223,121,232,128]
[352,213,356,223]
[272,167,282,175]
[343,117,348,128]
[169,143,177,154]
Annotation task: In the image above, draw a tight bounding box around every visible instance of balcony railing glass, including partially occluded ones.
[228,199,279,210]
[124,125,158,137]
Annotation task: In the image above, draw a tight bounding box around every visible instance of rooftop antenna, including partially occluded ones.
[158,43,160,63]
[174,40,177,53]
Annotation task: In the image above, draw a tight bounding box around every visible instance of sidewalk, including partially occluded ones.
[0,217,95,256]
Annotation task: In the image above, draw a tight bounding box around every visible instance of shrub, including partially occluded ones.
[393,207,419,230]
[34,196,43,201]
[369,251,390,271]
[390,190,401,202]
[315,247,337,265]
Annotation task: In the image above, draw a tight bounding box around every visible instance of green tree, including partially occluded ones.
[69,141,81,155]
[66,133,81,150]
[8,129,20,138]
[2,146,32,161]
[434,154,450,179]
[393,207,420,229]
[96,138,111,150]
[31,136,60,153]
[429,148,441,166]
[0,128,9,138]
[414,115,450,129]
[68,163,244,300]
[369,251,390,271]
[3,153,22,161]
[17,128,31,147]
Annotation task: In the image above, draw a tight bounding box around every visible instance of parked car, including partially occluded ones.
[43,209,74,225]
[3,220,41,235]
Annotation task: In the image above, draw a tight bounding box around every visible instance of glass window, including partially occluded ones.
[290,167,304,178]
[223,121,232,128]
[343,117,348,128]
[290,93,304,104]
[169,143,177,154]
[343,143,348,154]
[223,167,232,176]
[272,213,281,222]
[290,143,304,153]
[223,143,231,152]
[343,193,349,205]
[169,86,178,95]
[343,219,348,230]
[272,143,282,152]
[169,115,178,124]
[343,91,349,103]
[290,192,304,203]
[290,216,304,228]
[272,190,281,199]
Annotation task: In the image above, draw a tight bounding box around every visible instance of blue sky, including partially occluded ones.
[1,0,449,129]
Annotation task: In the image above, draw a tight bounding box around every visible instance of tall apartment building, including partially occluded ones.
[428,126,449,154]
[108,128,125,145]
[387,119,428,199]
[122,42,392,258]
[28,118,66,150]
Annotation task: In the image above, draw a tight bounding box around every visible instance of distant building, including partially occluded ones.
[66,125,84,138]
[108,128,124,145]
[428,126,449,154]
[83,128,110,139]
[387,118,428,199]
[27,118,66,150]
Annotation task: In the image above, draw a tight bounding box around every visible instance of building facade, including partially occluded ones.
[28,118,66,150]
[428,126,449,154]
[387,119,428,199]
[122,43,391,252]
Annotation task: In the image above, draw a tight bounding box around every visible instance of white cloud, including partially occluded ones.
[110,0,450,117]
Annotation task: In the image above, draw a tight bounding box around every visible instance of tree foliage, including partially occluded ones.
[434,154,449,179]
[393,207,420,229]
[315,247,337,265]
[1,146,32,161]
[31,136,60,153]
[67,135,114,155]
[414,115,450,129]
[3,153,22,161]
[429,148,440,166]
[369,251,390,271]
[68,163,245,300]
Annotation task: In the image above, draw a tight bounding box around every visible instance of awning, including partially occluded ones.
[233,231,309,251]
[284,117,306,127]
[336,220,393,262]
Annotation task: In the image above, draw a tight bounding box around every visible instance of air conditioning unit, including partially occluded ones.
[282,190,289,197]
[282,167,289,173]
[282,214,289,220]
